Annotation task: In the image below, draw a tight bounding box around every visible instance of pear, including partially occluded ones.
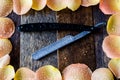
[0,17,15,38]
[0,39,12,58]
[14,67,35,80]
[36,65,62,80]
[107,14,120,36]
[102,35,120,58]
[13,0,32,15]
[47,0,67,11]
[67,0,81,11]
[0,54,10,68]
[91,68,114,80]
[81,0,100,7]
[0,65,15,80]
[0,0,13,17]
[108,58,120,78]
[47,0,81,11]
[32,0,47,11]
[62,63,92,80]
[99,0,120,14]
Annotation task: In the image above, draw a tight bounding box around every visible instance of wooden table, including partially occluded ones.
[10,5,110,72]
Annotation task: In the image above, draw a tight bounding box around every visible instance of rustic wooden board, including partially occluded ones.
[20,9,58,71]
[20,6,110,72]
[93,6,110,68]
[57,7,96,71]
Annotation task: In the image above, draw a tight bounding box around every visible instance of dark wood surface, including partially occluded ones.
[8,12,20,71]
[57,7,96,71]
[10,5,110,72]
[93,6,110,68]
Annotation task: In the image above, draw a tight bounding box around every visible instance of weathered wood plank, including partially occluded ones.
[92,6,110,68]
[57,7,96,71]
[19,5,111,73]
[20,9,58,71]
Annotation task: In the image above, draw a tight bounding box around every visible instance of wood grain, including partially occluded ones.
[19,6,110,73]
[20,9,58,71]
[92,6,110,68]
[57,7,96,71]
